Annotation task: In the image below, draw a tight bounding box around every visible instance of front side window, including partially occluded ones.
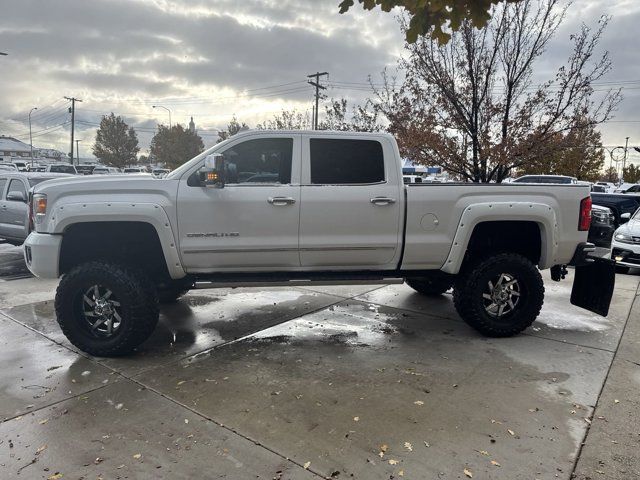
[7,179,26,199]
[310,138,384,184]
[221,137,293,184]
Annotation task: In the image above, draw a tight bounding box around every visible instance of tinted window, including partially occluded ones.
[310,139,384,184]
[50,165,76,174]
[222,138,293,184]
[7,179,26,198]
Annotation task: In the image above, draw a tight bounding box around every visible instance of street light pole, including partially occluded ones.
[152,105,172,129]
[622,137,630,183]
[28,107,37,167]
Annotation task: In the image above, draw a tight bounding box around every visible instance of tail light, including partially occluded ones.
[579,196,592,231]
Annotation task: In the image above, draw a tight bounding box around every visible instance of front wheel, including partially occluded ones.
[55,261,159,357]
[453,253,544,337]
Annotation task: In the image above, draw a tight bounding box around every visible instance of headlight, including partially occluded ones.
[32,193,47,224]
[614,232,634,243]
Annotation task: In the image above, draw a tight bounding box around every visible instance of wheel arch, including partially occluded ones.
[440,202,557,274]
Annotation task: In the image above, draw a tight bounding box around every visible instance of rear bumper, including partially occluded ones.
[24,232,62,279]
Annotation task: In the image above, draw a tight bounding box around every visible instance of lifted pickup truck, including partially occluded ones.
[24,130,615,356]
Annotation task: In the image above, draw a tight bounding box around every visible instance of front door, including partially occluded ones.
[3,178,27,241]
[177,134,301,272]
[299,136,403,269]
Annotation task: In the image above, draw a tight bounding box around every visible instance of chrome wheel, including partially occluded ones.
[482,273,521,318]
[82,285,122,337]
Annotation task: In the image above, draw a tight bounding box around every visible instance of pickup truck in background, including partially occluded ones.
[23,130,615,356]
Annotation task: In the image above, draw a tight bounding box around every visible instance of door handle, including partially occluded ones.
[267,196,296,206]
[370,197,396,206]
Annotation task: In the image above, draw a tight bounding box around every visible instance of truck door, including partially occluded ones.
[177,134,301,271]
[299,136,403,269]
[3,178,28,241]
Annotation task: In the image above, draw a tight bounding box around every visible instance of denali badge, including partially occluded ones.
[186,232,240,238]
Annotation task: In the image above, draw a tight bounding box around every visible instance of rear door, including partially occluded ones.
[177,134,302,272]
[299,135,403,269]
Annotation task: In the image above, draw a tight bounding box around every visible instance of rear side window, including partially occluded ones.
[0,179,7,196]
[310,138,384,184]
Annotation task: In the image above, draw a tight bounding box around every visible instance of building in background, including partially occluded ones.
[0,135,69,165]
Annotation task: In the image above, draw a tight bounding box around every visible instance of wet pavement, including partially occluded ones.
[0,263,638,479]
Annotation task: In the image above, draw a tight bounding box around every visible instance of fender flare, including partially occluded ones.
[440,202,558,274]
[48,202,186,279]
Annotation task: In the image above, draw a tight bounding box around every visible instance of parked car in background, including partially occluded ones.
[93,166,121,175]
[611,209,640,273]
[403,174,424,184]
[595,182,616,193]
[0,172,73,245]
[0,164,18,172]
[588,204,616,246]
[512,175,578,184]
[76,165,96,175]
[124,167,145,174]
[46,164,78,174]
[12,161,28,172]
[152,168,170,178]
[591,193,640,228]
[613,183,640,193]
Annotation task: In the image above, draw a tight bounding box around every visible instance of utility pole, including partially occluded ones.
[307,72,328,130]
[75,139,81,165]
[28,107,37,167]
[622,137,630,182]
[64,96,82,164]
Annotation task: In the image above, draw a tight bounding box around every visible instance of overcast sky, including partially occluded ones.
[1,0,639,163]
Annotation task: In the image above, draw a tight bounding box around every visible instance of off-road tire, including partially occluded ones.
[453,253,544,337]
[55,261,159,357]
[406,274,453,296]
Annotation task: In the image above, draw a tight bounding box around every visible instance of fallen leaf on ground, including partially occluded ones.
[423,441,430,448]
[303,461,311,469]
[614,399,619,404]
[491,460,501,467]
[353,416,359,422]
[380,444,388,452]
[464,468,473,478]
[413,401,424,406]
[388,459,399,465]
[398,470,404,477]
[48,474,63,480]
[133,453,142,459]
[477,450,489,456]
[184,419,189,424]
[507,429,515,436]
[36,445,47,455]
[39,419,49,425]
[177,381,186,385]
[404,442,413,452]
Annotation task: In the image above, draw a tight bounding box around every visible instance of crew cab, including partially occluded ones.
[23,130,615,356]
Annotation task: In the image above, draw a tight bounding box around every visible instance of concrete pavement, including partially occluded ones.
[0,267,638,479]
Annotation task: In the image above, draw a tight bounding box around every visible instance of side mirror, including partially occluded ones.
[200,153,226,188]
[6,191,26,203]
[621,212,632,223]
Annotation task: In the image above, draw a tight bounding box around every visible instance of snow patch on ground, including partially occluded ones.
[535,308,611,332]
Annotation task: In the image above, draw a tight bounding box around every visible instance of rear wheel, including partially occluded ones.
[55,261,159,356]
[453,253,544,337]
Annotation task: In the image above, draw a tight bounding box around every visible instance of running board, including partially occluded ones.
[193,277,405,289]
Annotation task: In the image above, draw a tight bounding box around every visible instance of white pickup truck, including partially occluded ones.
[24,130,615,356]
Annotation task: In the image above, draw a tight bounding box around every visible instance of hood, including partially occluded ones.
[615,218,640,236]
[33,173,166,194]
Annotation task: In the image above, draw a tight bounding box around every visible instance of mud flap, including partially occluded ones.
[570,256,615,316]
